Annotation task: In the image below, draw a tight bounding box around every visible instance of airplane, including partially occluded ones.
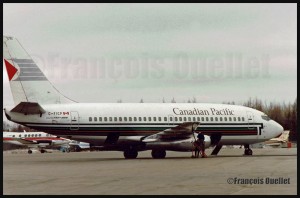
[3,130,72,154]
[3,36,284,159]
[264,131,290,147]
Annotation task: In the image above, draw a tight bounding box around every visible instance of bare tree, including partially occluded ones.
[171,97,176,103]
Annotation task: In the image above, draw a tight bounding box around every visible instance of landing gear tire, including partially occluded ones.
[41,149,46,153]
[123,150,138,159]
[28,150,32,154]
[243,144,253,155]
[151,150,166,159]
[244,149,253,155]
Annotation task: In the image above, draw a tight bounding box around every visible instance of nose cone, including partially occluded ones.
[270,120,284,138]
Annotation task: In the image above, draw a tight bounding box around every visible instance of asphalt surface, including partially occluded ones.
[3,148,297,195]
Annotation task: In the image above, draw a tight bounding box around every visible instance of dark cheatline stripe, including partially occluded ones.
[21,122,263,126]
[12,59,35,64]
[27,124,258,136]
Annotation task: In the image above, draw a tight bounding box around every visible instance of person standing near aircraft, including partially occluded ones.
[192,141,200,158]
[197,132,207,158]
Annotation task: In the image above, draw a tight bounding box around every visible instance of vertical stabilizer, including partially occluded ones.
[3,36,76,105]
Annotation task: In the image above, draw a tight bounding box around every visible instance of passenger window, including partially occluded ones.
[94,117,97,121]
[144,117,147,122]
[25,134,27,137]
[99,117,102,122]
[114,117,117,121]
[139,117,142,121]
[201,117,204,122]
[197,117,200,121]
[220,117,222,121]
[12,135,15,137]
[215,117,218,121]
[39,134,41,137]
[188,117,191,121]
[233,117,236,121]
[170,117,173,121]
[124,117,127,121]
[134,117,137,121]
[89,117,92,122]
[175,117,178,122]
[210,117,213,121]
[19,135,21,137]
[242,117,245,121]
[179,117,182,121]
[153,117,156,122]
[119,117,122,121]
[104,117,107,122]
[238,117,241,121]
[129,117,132,121]
[35,134,37,137]
[164,117,167,121]
[224,117,227,121]
[158,117,161,121]
[229,117,232,121]
[109,117,112,122]
[206,117,209,121]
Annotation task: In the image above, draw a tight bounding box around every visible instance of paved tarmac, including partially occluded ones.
[3,148,297,195]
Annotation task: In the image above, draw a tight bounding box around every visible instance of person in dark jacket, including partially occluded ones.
[196,132,207,158]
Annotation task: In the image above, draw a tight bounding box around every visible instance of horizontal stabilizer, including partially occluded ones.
[11,102,46,114]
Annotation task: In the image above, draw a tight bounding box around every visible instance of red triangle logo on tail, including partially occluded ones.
[4,59,18,81]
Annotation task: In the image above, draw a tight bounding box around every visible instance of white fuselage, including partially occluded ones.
[3,131,71,148]
[5,103,283,148]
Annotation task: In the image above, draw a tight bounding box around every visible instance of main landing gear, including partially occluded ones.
[244,144,253,155]
[123,149,138,159]
[123,149,167,159]
[151,149,166,159]
[28,149,32,154]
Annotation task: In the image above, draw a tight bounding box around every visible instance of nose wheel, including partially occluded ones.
[244,144,253,155]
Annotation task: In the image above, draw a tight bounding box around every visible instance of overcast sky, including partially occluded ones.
[3,3,297,109]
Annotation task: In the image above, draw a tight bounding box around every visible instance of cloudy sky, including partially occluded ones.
[3,3,297,109]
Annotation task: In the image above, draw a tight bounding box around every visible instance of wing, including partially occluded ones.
[142,122,200,142]
[14,138,38,145]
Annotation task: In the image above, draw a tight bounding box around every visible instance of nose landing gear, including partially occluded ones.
[244,144,253,155]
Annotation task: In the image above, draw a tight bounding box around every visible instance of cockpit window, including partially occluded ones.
[261,115,271,121]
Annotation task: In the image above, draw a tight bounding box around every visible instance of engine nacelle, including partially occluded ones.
[145,134,211,152]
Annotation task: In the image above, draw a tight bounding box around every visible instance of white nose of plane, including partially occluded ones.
[269,120,284,138]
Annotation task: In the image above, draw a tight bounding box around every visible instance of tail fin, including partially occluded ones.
[3,36,75,105]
